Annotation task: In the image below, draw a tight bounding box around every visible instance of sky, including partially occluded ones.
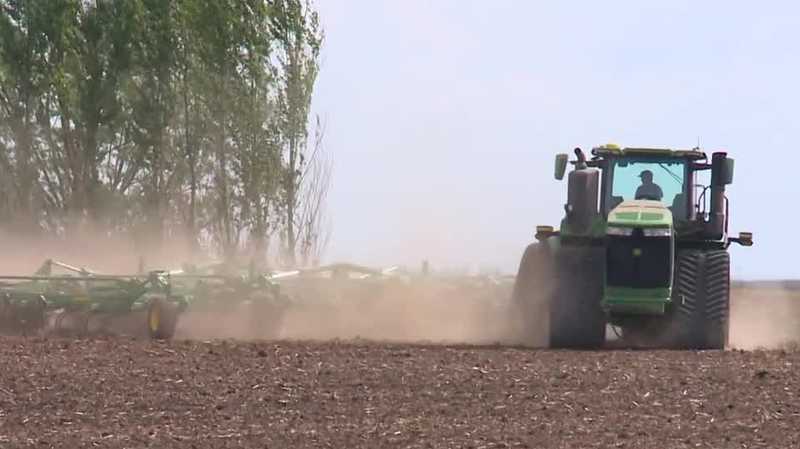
[310,1,800,280]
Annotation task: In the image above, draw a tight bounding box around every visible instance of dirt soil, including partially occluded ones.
[1,337,799,448]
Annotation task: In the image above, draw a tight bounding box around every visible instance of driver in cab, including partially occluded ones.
[635,170,663,201]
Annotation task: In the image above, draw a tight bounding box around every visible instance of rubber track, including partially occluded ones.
[674,250,729,349]
[704,251,730,325]
[675,251,700,320]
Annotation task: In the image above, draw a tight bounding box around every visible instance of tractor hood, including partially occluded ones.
[608,200,672,228]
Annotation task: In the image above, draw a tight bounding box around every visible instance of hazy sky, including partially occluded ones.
[311,1,800,280]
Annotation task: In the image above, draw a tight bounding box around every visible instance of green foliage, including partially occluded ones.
[0,0,328,267]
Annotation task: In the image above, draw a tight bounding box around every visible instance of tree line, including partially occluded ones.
[0,0,329,268]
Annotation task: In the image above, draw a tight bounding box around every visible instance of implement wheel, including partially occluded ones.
[146,297,179,340]
[13,295,47,336]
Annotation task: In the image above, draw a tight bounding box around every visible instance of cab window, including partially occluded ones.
[606,158,687,218]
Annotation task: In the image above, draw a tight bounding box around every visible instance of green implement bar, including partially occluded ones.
[602,286,672,315]
[0,275,142,281]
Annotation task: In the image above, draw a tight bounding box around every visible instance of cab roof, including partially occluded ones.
[591,144,707,161]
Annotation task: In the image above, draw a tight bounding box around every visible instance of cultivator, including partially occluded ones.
[271,263,409,305]
[271,262,514,307]
[0,261,187,339]
[163,261,291,339]
[0,258,299,340]
[0,257,516,341]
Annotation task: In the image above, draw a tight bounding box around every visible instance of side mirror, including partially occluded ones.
[555,153,568,180]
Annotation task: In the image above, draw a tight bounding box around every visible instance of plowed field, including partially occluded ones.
[1,337,799,448]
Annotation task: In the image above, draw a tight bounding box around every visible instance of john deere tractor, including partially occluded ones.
[512,144,753,349]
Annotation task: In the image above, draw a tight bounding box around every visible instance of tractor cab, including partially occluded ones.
[550,144,750,247]
[591,145,711,228]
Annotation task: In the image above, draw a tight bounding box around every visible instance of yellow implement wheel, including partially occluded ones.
[146,297,177,340]
[148,303,161,334]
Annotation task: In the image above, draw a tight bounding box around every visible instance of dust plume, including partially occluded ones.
[278,288,513,344]
[729,286,800,350]
[171,240,551,346]
[0,228,201,276]
[174,278,526,345]
[175,307,283,341]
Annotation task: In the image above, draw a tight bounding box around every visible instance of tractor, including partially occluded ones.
[512,144,753,349]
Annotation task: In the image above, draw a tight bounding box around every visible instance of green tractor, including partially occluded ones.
[512,144,753,349]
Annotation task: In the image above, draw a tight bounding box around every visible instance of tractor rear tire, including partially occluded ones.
[548,247,606,349]
[510,242,555,346]
[672,250,730,350]
[146,297,179,340]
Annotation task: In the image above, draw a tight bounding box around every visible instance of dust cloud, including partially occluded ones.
[175,307,281,341]
[173,283,800,350]
[173,280,526,345]
[729,286,800,350]
[0,229,199,276]
[277,287,517,345]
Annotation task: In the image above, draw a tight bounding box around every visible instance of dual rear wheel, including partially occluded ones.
[511,242,605,349]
